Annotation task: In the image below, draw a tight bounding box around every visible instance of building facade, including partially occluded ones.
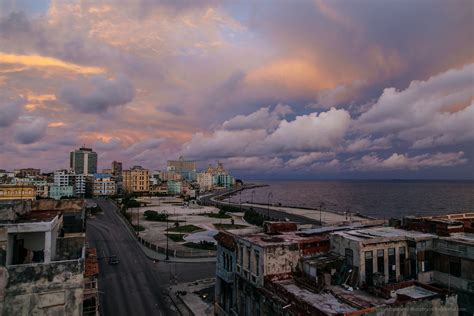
[167,156,196,181]
[197,172,213,192]
[93,173,116,196]
[0,185,36,201]
[167,180,182,195]
[70,147,98,175]
[122,166,149,194]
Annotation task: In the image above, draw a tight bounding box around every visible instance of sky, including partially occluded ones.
[0,0,473,179]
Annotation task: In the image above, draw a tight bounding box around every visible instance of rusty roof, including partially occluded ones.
[214,231,236,251]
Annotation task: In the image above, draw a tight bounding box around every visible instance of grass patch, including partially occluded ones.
[214,223,247,230]
[166,224,203,233]
[183,241,216,251]
[132,224,145,232]
[166,233,186,242]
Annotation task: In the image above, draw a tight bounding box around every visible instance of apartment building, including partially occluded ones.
[93,173,116,196]
[122,166,149,194]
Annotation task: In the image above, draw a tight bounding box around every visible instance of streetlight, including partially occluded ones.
[319,201,326,226]
[251,190,255,205]
[267,192,273,219]
[164,210,169,260]
[239,190,242,212]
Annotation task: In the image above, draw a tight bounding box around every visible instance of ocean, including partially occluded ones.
[229,180,474,219]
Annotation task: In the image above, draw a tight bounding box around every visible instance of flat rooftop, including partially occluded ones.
[275,279,359,314]
[239,231,327,247]
[395,285,437,299]
[4,210,60,224]
[442,232,474,245]
[332,227,436,243]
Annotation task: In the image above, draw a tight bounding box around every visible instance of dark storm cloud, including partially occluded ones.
[14,118,47,144]
[0,98,24,127]
[59,75,134,113]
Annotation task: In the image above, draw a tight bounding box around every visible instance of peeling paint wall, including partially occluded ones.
[0,259,84,316]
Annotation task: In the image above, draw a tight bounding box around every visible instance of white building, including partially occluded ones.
[93,174,116,196]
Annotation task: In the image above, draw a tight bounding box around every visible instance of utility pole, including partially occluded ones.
[165,210,169,260]
[137,207,140,235]
[319,202,325,226]
[267,192,273,219]
[239,190,242,212]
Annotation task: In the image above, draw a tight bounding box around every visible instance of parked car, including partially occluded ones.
[108,255,119,265]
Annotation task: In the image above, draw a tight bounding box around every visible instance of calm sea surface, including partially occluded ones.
[229,180,474,219]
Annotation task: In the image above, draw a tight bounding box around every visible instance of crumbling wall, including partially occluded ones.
[0,259,84,316]
[0,201,31,222]
[56,237,85,261]
[373,294,458,316]
[264,245,299,276]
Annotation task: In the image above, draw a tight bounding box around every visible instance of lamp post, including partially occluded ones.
[319,202,326,226]
[137,207,140,236]
[251,190,255,205]
[267,192,273,219]
[239,190,242,212]
[164,210,169,260]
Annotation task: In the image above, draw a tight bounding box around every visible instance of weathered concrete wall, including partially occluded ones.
[372,294,458,316]
[31,200,84,212]
[0,259,84,316]
[0,228,6,266]
[0,201,31,222]
[56,237,85,261]
[264,245,299,277]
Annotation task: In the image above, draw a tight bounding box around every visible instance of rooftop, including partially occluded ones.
[441,232,474,245]
[275,279,359,314]
[239,231,328,247]
[331,227,436,243]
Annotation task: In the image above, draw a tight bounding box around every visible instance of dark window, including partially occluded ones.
[345,248,354,266]
[365,251,374,286]
[399,247,406,277]
[377,249,384,274]
[388,248,396,282]
[450,259,461,277]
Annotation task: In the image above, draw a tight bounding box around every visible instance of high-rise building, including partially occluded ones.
[167,156,196,181]
[112,161,122,177]
[70,147,97,175]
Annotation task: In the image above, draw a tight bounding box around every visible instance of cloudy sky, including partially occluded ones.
[0,0,473,179]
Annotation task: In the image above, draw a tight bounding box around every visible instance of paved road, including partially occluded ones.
[199,188,322,225]
[87,199,174,316]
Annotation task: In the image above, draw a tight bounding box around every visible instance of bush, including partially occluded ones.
[244,209,265,226]
[218,204,241,213]
[183,241,216,251]
[144,210,168,221]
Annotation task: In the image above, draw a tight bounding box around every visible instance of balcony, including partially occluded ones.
[217,266,234,283]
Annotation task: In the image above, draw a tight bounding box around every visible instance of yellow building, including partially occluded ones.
[0,185,36,200]
[122,166,149,194]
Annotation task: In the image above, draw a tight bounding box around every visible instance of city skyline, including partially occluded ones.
[0,1,473,179]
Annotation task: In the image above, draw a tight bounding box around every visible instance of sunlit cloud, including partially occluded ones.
[0,53,105,74]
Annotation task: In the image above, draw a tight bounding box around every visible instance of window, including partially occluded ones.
[388,248,396,282]
[399,247,406,277]
[240,246,243,265]
[247,248,251,270]
[255,251,260,276]
[365,251,374,286]
[377,249,384,274]
[345,248,354,266]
